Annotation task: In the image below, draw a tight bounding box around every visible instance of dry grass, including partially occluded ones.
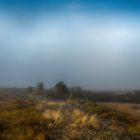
[43,109,63,124]
[70,109,99,128]
[0,99,139,140]
[99,102,140,117]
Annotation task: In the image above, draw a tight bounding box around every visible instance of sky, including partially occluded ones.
[0,0,140,90]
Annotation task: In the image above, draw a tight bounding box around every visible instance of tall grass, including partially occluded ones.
[0,99,139,140]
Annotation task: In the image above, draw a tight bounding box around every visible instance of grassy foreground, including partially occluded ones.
[0,99,140,140]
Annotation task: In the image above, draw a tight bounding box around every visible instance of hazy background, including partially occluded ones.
[0,0,140,90]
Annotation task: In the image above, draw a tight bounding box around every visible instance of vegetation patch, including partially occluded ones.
[0,98,139,140]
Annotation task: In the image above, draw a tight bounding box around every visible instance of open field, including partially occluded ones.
[99,102,140,117]
[0,98,140,140]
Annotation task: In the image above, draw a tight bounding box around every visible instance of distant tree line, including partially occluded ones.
[0,81,140,103]
[24,81,140,103]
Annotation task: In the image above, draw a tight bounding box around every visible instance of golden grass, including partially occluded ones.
[36,100,67,112]
[43,109,63,124]
[0,99,139,140]
[99,102,140,117]
[71,109,99,128]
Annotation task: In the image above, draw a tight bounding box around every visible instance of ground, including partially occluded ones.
[0,98,140,140]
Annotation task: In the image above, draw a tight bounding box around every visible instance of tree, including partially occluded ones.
[37,82,44,91]
[55,81,69,94]
[27,86,34,94]
[34,82,45,96]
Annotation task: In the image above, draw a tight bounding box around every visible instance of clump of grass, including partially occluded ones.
[42,109,66,140]
[61,109,99,140]
[71,109,99,128]
[43,109,63,125]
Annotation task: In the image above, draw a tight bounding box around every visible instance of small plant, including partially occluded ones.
[43,109,63,125]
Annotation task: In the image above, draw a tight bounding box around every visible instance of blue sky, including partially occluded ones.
[0,0,140,89]
[0,0,140,11]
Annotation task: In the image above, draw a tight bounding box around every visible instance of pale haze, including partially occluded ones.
[0,0,140,90]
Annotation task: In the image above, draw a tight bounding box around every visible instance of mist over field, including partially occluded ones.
[1,1,140,140]
[0,0,140,90]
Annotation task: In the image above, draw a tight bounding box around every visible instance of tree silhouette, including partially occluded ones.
[37,82,44,91]
[55,81,69,94]
[27,86,34,94]
[34,82,45,96]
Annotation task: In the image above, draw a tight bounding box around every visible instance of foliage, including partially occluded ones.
[0,98,139,140]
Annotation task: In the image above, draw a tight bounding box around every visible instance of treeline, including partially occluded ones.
[25,81,140,103]
[0,81,140,103]
[47,88,140,103]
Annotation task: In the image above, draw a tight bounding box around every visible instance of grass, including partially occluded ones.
[99,102,140,117]
[0,99,139,140]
